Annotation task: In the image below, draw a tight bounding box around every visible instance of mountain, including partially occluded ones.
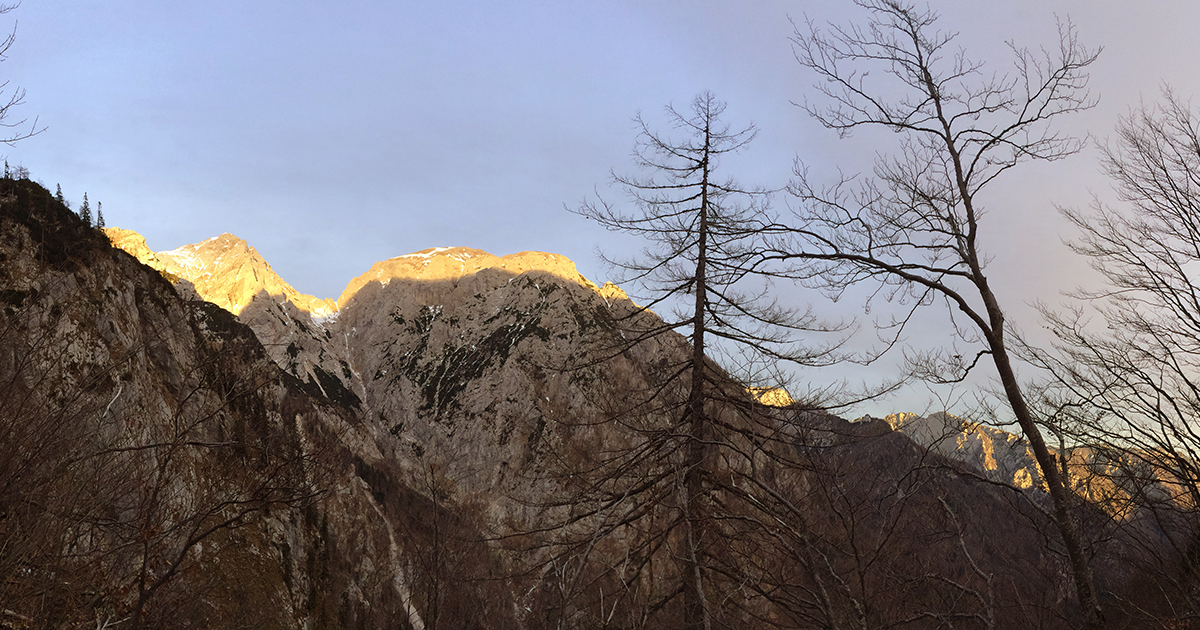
[105,228,336,317]
[0,179,1186,628]
[4,186,480,628]
[104,228,1137,520]
[104,234,650,506]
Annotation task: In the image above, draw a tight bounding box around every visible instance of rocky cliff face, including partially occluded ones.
[3,185,516,628]
[103,229,1090,507]
[107,229,337,317]
[105,227,357,406]
[97,223,1094,625]
[881,412,1044,490]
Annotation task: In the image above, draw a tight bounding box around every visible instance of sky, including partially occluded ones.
[6,0,1200,415]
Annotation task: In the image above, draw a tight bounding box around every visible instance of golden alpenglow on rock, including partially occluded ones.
[102,231,637,414]
[103,228,164,269]
[104,229,336,317]
[749,386,794,407]
[336,247,602,306]
[106,232,622,321]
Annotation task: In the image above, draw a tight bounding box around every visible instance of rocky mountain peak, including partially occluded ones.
[107,232,614,320]
[105,228,336,317]
[881,412,1043,490]
[103,227,163,267]
[7,180,1182,627]
[102,230,634,432]
[336,246,600,307]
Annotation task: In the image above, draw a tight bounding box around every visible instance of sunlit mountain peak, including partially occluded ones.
[105,231,623,320]
[104,228,337,317]
[335,247,603,307]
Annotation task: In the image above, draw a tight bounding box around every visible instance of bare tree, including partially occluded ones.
[115,318,325,629]
[0,3,41,145]
[559,91,841,629]
[1031,89,1200,625]
[0,275,113,627]
[776,1,1103,626]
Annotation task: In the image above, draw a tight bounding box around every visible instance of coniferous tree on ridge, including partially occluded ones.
[79,192,91,227]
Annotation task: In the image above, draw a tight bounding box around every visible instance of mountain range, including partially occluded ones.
[0,179,1188,628]
[97,228,1062,500]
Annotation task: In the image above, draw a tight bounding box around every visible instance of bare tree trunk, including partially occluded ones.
[682,125,713,630]
[987,331,1103,629]
[785,2,1105,625]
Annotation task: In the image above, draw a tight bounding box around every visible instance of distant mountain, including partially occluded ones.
[102,227,1146,513]
[106,230,674,520]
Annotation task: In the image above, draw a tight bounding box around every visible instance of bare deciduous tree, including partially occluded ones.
[0,3,41,145]
[1032,89,1200,625]
[774,1,1103,625]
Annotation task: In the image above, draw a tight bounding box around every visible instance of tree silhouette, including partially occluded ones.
[79,192,91,227]
[1032,89,1200,625]
[557,91,841,629]
[776,1,1103,626]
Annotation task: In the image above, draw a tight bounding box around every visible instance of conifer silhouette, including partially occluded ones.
[79,193,91,227]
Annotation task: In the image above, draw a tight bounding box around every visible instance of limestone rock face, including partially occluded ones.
[155,232,335,316]
[336,246,599,305]
[105,229,336,317]
[103,230,666,536]
[6,184,471,628]
[105,229,353,402]
[883,412,1044,490]
[103,227,162,267]
[878,411,1178,526]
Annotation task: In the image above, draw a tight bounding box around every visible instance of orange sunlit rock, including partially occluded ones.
[336,247,603,307]
[750,387,794,407]
[105,230,627,322]
[105,229,336,317]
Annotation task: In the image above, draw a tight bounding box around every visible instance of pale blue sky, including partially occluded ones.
[5,1,1200,414]
[6,1,813,297]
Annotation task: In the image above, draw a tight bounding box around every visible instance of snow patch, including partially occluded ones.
[162,246,205,272]
[313,311,340,328]
[398,247,454,259]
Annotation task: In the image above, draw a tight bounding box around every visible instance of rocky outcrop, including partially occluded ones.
[337,247,600,306]
[159,232,335,316]
[106,229,355,402]
[881,412,1044,490]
